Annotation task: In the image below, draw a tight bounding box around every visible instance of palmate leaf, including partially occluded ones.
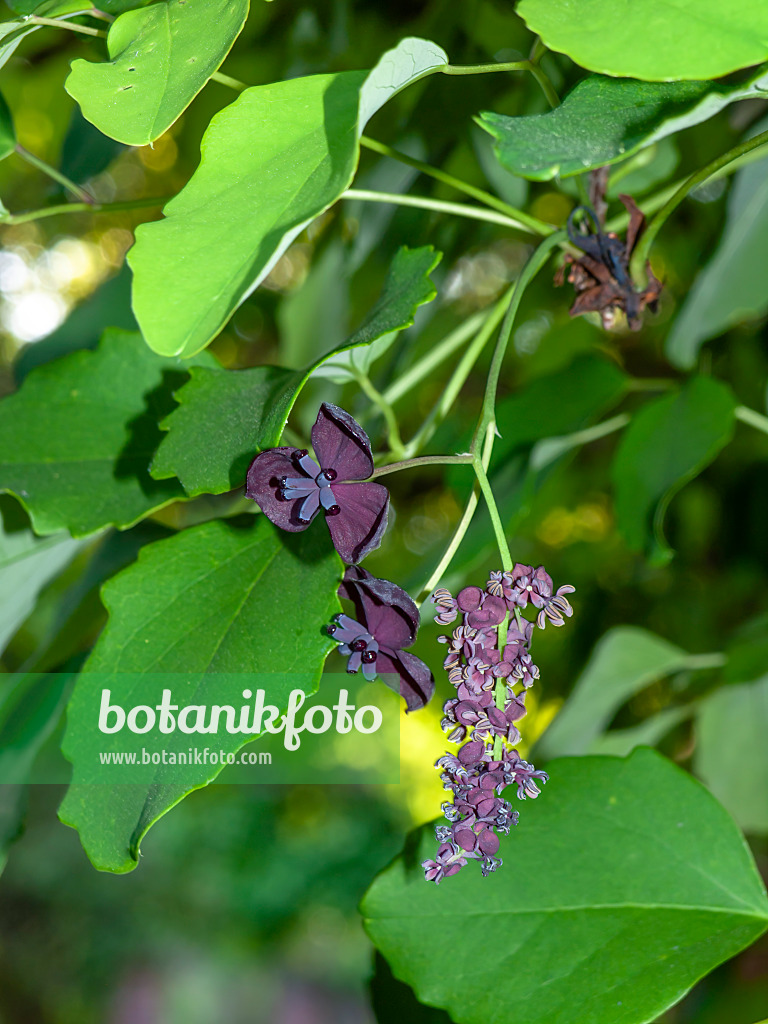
[0,329,215,537]
[535,626,691,759]
[58,516,342,872]
[667,143,768,369]
[65,0,250,146]
[150,245,440,497]
[611,377,736,565]
[128,37,448,357]
[516,0,768,81]
[362,749,768,1024]
[479,69,768,181]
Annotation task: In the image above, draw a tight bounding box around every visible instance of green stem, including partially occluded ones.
[626,377,677,391]
[631,128,768,284]
[29,15,106,37]
[360,136,554,236]
[416,427,495,604]
[380,309,488,408]
[210,70,248,92]
[355,372,406,458]
[0,195,171,225]
[682,653,727,671]
[341,188,545,236]
[473,233,564,452]
[402,288,512,458]
[369,454,473,480]
[735,404,768,437]
[441,58,559,109]
[529,413,630,471]
[472,447,513,573]
[15,144,94,203]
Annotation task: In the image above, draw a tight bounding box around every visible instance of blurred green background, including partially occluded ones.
[0,0,767,1021]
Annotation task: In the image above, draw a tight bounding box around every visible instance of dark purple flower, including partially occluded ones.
[328,567,435,711]
[245,403,389,564]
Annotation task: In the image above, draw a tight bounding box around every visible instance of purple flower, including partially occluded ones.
[328,567,435,711]
[245,403,389,564]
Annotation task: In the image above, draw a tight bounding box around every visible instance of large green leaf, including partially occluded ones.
[479,69,768,181]
[589,705,693,757]
[516,0,768,81]
[695,675,768,834]
[59,516,342,872]
[611,377,736,564]
[0,329,215,536]
[151,245,440,496]
[0,672,74,785]
[666,149,768,369]
[65,0,249,146]
[536,627,690,759]
[363,748,768,1024]
[128,37,448,357]
[0,498,86,654]
[0,90,15,161]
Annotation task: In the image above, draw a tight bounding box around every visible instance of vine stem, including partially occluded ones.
[441,59,559,109]
[354,371,406,459]
[369,454,473,480]
[472,446,512,573]
[14,145,94,204]
[28,15,106,37]
[735,405,768,437]
[210,70,249,92]
[0,195,171,225]
[360,136,554,235]
[630,127,768,284]
[341,188,544,236]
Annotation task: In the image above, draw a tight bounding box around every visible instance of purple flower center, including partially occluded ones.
[278,450,341,522]
[328,613,380,681]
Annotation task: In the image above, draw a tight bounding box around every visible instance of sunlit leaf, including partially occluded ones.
[65,0,250,146]
[611,377,736,564]
[151,246,440,496]
[363,748,768,1024]
[58,517,341,872]
[0,329,215,536]
[479,69,768,181]
[516,0,768,81]
[536,626,690,759]
[129,37,448,357]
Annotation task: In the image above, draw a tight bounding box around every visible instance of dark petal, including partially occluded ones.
[340,566,419,649]
[458,739,485,766]
[245,448,314,533]
[326,482,389,564]
[376,649,435,712]
[455,828,478,853]
[467,594,506,629]
[456,586,483,612]
[311,402,374,481]
[478,829,500,855]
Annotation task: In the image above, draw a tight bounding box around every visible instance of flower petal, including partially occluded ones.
[311,402,374,481]
[340,566,418,648]
[326,482,389,563]
[376,649,435,712]
[244,448,314,532]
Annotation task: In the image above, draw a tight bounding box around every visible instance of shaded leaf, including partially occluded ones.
[363,749,768,1024]
[0,329,215,536]
[479,69,768,181]
[0,497,87,654]
[59,105,124,184]
[151,245,440,496]
[667,148,768,369]
[7,1,151,11]
[58,517,341,872]
[128,37,448,357]
[612,377,736,564]
[589,705,693,757]
[536,626,689,759]
[516,0,768,81]
[0,784,25,875]
[65,0,250,146]
[0,90,15,161]
[695,674,768,834]
[0,672,74,785]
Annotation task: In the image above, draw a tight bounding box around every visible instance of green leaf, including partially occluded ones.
[59,516,341,872]
[666,149,768,369]
[516,0,768,81]
[0,328,215,536]
[589,705,693,757]
[0,497,87,653]
[0,18,38,72]
[479,69,768,181]
[0,0,98,71]
[695,675,768,834]
[363,749,768,1024]
[0,90,15,160]
[151,245,440,496]
[611,377,736,564]
[0,785,25,875]
[536,626,690,759]
[128,37,448,357]
[6,0,154,15]
[65,0,250,146]
[0,672,74,784]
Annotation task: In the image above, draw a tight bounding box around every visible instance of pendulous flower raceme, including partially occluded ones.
[327,567,435,712]
[422,565,574,884]
[245,403,389,564]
